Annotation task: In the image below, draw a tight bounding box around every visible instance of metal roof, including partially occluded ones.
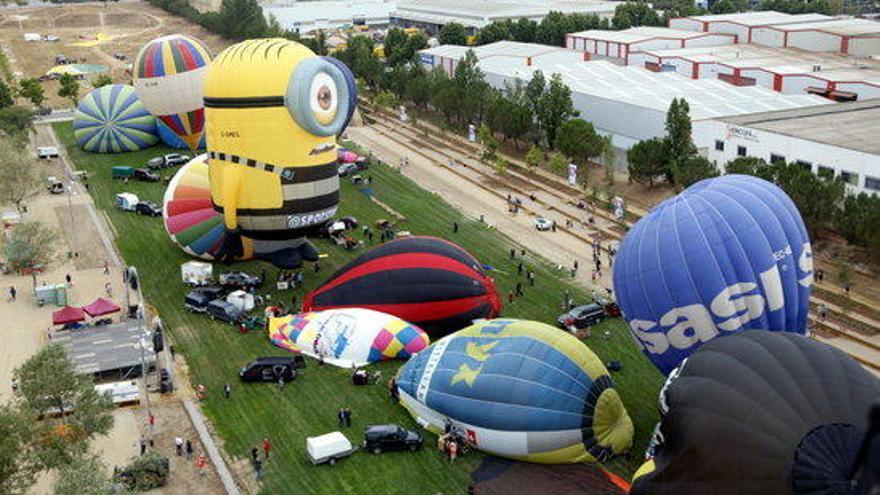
[421,43,831,120]
[420,42,832,120]
[681,12,833,27]
[721,99,880,155]
[264,0,396,33]
[392,0,617,28]
[53,319,155,375]
[569,27,729,43]
[765,18,880,36]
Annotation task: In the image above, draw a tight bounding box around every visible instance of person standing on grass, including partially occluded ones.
[8,286,15,302]
[515,282,523,297]
[338,407,345,427]
[507,290,514,305]
[186,439,194,461]
[262,437,271,459]
[223,383,231,400]
[254,457,263,481]
[453,221,458,234]
[277,375,285,391]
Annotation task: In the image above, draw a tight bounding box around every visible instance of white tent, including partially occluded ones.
[181,261,213,286]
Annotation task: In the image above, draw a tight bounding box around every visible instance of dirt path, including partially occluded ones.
[350,126,615,296]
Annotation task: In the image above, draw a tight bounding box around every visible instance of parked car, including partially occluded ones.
[534,217,555,231]
[146,156,166,170]
[46,177,64,194]
[134,168,160,182]
[239,357,301,383]
[597,297,622,317]
[164,153,190,167]
[44,35,60,42]
[36,146,59,159]
[184,286,225,312]
[218,271,263,289]
[135,202,162,217]
[338,163,358,177]
[116,193,139,211]
[206,299,245,324]
[557,303,606,330]
[363,425,423,454]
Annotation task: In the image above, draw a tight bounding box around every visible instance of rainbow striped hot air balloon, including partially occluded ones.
[163,155,253,260]
[134,34,211,151]
[73,84,158,153]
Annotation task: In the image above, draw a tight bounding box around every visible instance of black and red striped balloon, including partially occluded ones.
[303,236,502,336]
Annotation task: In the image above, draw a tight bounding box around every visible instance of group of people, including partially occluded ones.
[337,407,354,427]
[505,252,537,305]
[249,437,272,481]
[437,421,466,463]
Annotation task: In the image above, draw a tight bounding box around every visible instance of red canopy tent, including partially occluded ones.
[82,298,121,317]
[52,305,86,325]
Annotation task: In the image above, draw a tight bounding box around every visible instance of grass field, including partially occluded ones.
[53,122,663,494]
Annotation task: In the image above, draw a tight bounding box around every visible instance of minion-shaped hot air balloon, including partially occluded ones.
[202,39,356,268]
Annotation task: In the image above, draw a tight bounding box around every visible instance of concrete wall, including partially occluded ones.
[787,30,842,52]
[751,27,786,48]
[669,18,703,32]
[850,37,880,56]
[694,119,880,195]
[706,22,751,42]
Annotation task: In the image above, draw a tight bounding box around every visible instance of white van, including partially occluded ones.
[306,432,354,466]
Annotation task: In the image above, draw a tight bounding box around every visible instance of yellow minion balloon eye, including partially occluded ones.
[286,58,351,137]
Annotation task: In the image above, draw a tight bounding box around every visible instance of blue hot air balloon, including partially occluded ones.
[612,175,812,375]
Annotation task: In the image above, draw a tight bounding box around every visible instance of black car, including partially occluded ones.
[239,357,302,383]
[206,299,245,324]
[557,303,606,329]
[218,271,263,289]
[135,202,162,217]
[363,425,423,454]
[134,168,160,182]
[184,286,226,312]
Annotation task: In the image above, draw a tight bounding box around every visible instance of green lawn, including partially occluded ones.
[54,122,662,494]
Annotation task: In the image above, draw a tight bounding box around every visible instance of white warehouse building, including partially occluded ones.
[419,41,831,151]
[669,12,834,43]
[565,27,737,64]
[697,99,880,195]
[749,18,880,55]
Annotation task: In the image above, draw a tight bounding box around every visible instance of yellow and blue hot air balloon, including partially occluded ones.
[134,34,211,151]
[201,38,356,268]
[73,84,158,153]
[396,319,634,464]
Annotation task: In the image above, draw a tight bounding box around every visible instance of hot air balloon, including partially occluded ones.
[612,174,813,375]
[157,120,205,150]
[303,236,501,336]
[133,34,211,151]
[203,39,355,269]
[631,331,880,495]
[163,155,254,261]
[268,308,430,368]
[396,318,633,463]
[73,84,158,153]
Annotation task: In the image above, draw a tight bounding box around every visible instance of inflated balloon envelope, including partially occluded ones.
[631,331,880,495]
[396,318,634,464]
[613,175,813,375]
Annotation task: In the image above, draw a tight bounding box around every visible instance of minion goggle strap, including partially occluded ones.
[206,151,337,183]
[203,57,352,138]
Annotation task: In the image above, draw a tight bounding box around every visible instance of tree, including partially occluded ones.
[404,65,432,107]
[537,73,577,148]
[837,259,853,295]
[0,405,39,495]
[14,345,114,468]
[664,97,697,184]
[476,21,511,45]
[17,78,44,108]
[374,90,399,109]
[510,18,537,43]
[612,1,663,29]
[335,36,382,89]
[710,0,750,13]
[627,138,667,187]
[601,135,615,186]
[1,221,59,274]
[673,155,719,188]
[439,22,468,45]
[216,0,268,39]
[91,74,113,88]
[837,193,880,259]
[548,152,567,175]
[555,118,603,164]
[383,28,408,63]
[772,161,844,238]
[525,145,542,168]
[476,124,498,161]
[0,106,35,138]
[486,79,533,147]
[493,157,510,176]
[452,50,490,125]
[0,80,12,109]
[0,138,42,212]
[54,454,129,495]
[58,73,80,107]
